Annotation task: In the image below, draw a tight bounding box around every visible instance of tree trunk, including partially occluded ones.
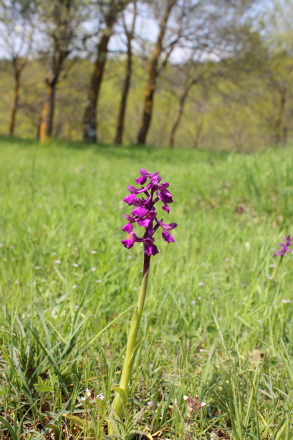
[83,0,130,143]
[193,118,204,149]
[39,82,56,142]
[274,87,286,145]
[136,1,176,145]
[9,72,20,136]
[169,81,195,148]
[114,35,133,145]
[83,33,112,143]
[67,120,72,141]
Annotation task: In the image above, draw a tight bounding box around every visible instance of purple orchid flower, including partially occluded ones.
[121,169,177,256]
[111,170,177,429]
[274,235,293,258]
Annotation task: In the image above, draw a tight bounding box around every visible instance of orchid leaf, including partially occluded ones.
[0,416,17,440]
[112,387,128,406]
[130,339,144,369]
[62,414,95,435]
[44,424,61,438]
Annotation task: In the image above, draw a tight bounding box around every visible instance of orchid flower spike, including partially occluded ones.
[274,235,293,258]
[121,169,177,256]
[110,169,177,434]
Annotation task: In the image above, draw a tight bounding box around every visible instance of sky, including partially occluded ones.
[0,0,289,62]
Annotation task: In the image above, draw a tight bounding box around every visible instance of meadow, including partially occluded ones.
[0,137,293,439]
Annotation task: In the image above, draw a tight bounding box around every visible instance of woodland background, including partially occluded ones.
[0,0,293,151]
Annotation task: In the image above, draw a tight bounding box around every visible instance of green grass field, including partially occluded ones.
[1,137,293,439]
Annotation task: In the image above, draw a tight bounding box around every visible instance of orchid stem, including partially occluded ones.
[273,256,283,279]
[109,254,151,435]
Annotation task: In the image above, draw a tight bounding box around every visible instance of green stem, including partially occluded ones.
[109,254,151,434]
[273,256,282,280]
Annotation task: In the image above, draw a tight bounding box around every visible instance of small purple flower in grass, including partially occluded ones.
[272,234,293,280]
[121,169,177,255]
[274,235,293,258]
[183,395,206,415]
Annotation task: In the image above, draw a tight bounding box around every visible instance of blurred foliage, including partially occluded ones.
[1,49,293,150]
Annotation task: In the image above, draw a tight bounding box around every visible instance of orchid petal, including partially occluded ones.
[146,209,157,219]
[132,233,144,243]
[145,244,159,256]
[162,230,175,243]
[124,215,136,223]
[122,223,133,233]
[151,172,162,184]
[143,237,154,246]
[162,204,170,213]
[140,168,149,177]
[159,189,173,204]
[136,176,147,185]
[122,239,134,249]
[128,185,139,193]
[124,193,137,205]
[161,222,178,230]
[138,218,152,228]
[132,207,148,217]
[132,198,144,207]
[135,183,153,194]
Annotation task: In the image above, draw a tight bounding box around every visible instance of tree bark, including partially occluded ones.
[115,3,138,146]
[83,33,112,143]
[39,82,56,142]
[114,37,132,145]
[169,81,196,148]
[193,118,204,149]
[136,0,176,145]
[9,72,20,136]
[274,87,286,145]
[114,1,136,145]
[83,0,129,143]
[38,0,75,143]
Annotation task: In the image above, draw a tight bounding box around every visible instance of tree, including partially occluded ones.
[260,0,293,56]
[255,53,293,146]
[167,0,259,148]
[257,0,293,145]
[38,0,86,142]
[136,0,255,145]
[114,0,137,145]
[168,60,208,148]
[136,0,179,145]
[83,0,130,143]
[0,0,36,136]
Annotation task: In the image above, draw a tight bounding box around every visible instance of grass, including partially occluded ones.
[0,136,293,439]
